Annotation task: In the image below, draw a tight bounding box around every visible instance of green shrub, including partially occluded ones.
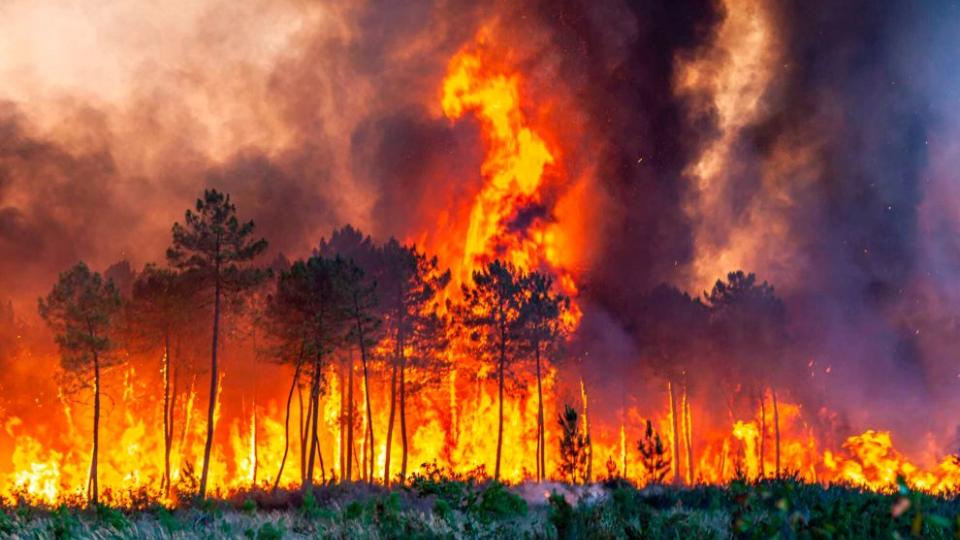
[49,505,81,540]
[473,481,527,523]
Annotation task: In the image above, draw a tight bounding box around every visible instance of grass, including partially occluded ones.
[1,475,959,538]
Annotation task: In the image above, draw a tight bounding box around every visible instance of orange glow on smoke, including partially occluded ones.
[2,30,959,508]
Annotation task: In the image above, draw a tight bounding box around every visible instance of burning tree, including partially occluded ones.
[557,404,590,484]
[638,419,671,484]
[457,260,524,481]
[38,262,123,505]
[378,238,450,485]
[167,189,268,498]
[129,264,198,496]
[265,255,349,491]
[317,226,381,484]
[338,256,380,483]
[635,285,708,484]
[517,272,568,482]
[707,271,788,479]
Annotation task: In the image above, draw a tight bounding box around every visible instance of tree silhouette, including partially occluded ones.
[129,264,198,496]
[635,284,708,483]
[337,257,380,483]
[265,255,348,491]
[378,238,450,485]
[456,260,523,481]
[318,226,381,484]
[518,272,568,481]
[167,189,268,498]
[706,271,788,478]
[38,262,122,505]
[638,419,670,484]
[557,404,590,484]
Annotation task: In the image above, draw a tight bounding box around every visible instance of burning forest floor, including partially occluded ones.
[3,474,960,539]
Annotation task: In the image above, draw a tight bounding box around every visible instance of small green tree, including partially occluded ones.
[38,262,122,505]
[557,404,590,485]
[638,419,671,484]
[167,189,268,498]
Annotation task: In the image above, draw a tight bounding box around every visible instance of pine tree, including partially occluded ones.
[456,260,524,481]
[638,419,671,484]
[167,189,268,498]
[379,238,450,485]
[38,262,122,505]
[518,272,568,481]
[129,264,197,496]
[557,404,590,484]
[265,255,348,491]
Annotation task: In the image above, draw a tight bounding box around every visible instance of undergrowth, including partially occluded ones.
[1,474,959,538]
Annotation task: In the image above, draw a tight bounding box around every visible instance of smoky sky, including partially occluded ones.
[1,0,959,452]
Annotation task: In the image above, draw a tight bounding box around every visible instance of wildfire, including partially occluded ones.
[1,28,959,509]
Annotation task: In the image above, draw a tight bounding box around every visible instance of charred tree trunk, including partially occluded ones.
[346,352,355,482]
[683,384,694,483]
[535,342,545,481]
[668,381,681,484]
[338,364,346,479]
[581,380,592,483]
[299,381,307,484]
[315,430,326,484]
[252,401,258,487]
[89,350,101,505]
[384,359,398,487]
[400,351,408,482]
[274,357,302,491]
[199,257,221,499]
[162,332,173,496]
[305,359,322,491]
[759,392,766,479]
[495,322,506,481]
[361,339,375,484]
[773,388,781,479]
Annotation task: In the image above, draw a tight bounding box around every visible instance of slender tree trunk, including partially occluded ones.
[167,340,179,494]
[759,392,766,479]
[346,353,355,482]
[90,351,101,505]
[274,358,302,491]
[339,364,346,479]
[495,327,505,481]
[361,338,375,484]
[668,381,680,484]
[400,351,408,482]
[772,388,781,479]
[535,343,545,482]
[199,265,221,499]
[580,379,592,483]
[162,332,173,496]
[299,381,307,484]
[384,356,398,486]
[252,400,258,487]
[305,360,321,491]
[315,429,326,484]
[683,385,694,483]
[350,294,372,483]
